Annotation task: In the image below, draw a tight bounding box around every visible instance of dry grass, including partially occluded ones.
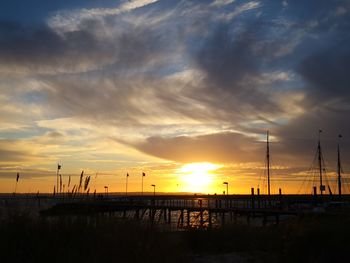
[0,212,349,263]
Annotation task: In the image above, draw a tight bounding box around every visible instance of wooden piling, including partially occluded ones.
[200,210,204,226]
[168,209,171,224]
[279,188,282,209]
[187,210,190,227]
[251,188,255,209]
[313,186,317,205]
[180,209,184,225]
[208,211,212,228]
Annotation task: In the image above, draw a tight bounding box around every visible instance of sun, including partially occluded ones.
[178,162,221,193]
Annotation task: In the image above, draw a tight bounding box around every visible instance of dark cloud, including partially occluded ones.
[0,149,35,163]
[196,24,258,91]
[0,139,41,163]
[274,107,350,168]
[299,40,350,100]
[131,132,265,163]
[277,3,350,170]
[2,0,350,175]
[0,18,167,74]
[0,21,94,71]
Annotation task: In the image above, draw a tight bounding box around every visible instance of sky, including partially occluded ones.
[1,0,350,194]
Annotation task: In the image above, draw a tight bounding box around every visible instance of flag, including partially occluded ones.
[16,172,19,182]
[142,172,146,177]
[58,164,61,170]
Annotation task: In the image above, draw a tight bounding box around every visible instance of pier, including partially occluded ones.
[37,193,350,229]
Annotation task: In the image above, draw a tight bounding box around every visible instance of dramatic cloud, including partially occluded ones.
[1,0,350,192]
[131,132,264,163]
[48,0,160,33]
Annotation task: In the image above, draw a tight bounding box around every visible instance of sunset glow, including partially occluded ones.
[0,1,349,194]
[178,163,221,193]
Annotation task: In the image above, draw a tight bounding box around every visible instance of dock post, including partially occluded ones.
[168,209,171,224]
[187,210,190,227]
[279,188,282,209]
[164,209,167,222]
[200,210,204,227]
[251,188,255,210]
[208,211,212,228]
[181,209,184,225]
[313,186,317,205]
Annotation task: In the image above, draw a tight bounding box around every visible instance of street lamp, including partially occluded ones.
[223,182,228,195]
[126,173,129,196]
[141,172,146,196]
[151,184,156,196]
[104,186,108,197]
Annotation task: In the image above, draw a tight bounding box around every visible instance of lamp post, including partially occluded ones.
[126,173,129,196]
[142,172,146,196]
[104,186,108,197]
[151,184,156,197]
[223,182,228,195]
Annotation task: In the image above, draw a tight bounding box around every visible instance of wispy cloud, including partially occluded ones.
[217,1,260,21]
[48,0,160,33]
[211,0,235,7]
[1,0,350,193]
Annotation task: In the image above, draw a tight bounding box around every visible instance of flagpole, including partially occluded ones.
[59,174,62,194]
[126,173,129,196]
[56,163,61,195]
[14,172,19,195]
[56,164,59,195]
[141,172,146,196]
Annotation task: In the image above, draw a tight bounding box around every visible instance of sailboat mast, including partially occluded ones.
[318,130,324,195]
[267,131,270,196]
[337,134,342,197]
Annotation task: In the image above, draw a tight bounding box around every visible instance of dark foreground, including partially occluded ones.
[0,212,349,263]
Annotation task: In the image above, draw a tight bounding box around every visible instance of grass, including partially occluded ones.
[1,212,350,263]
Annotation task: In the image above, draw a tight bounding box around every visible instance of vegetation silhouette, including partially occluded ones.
[1,211,349,263]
